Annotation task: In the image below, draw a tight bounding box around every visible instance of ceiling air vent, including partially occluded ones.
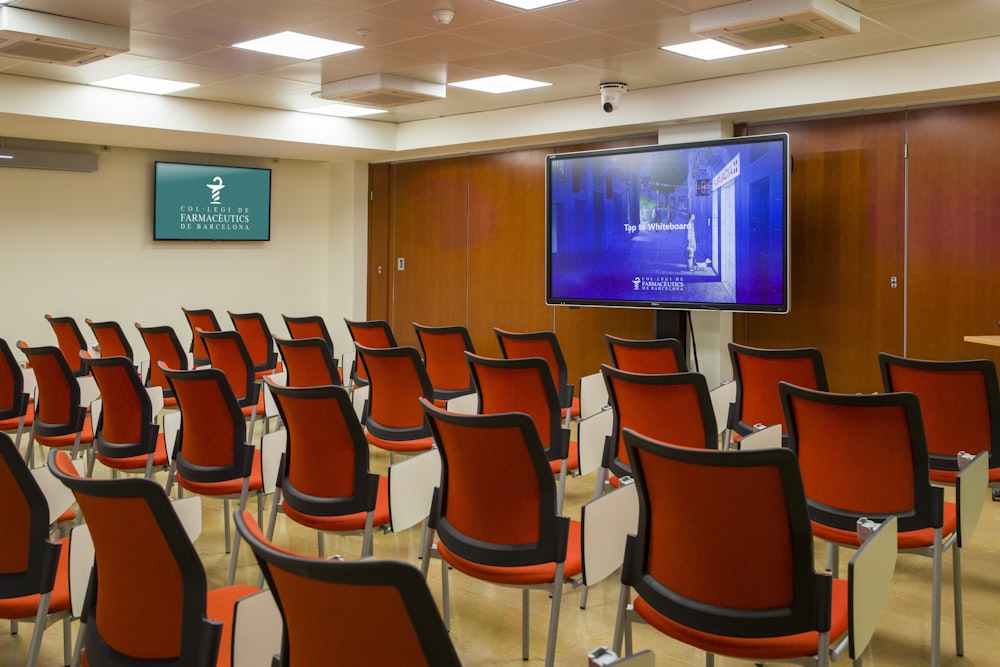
[690,0,860,49]
[318,74,446,108]
[0,6,129,66]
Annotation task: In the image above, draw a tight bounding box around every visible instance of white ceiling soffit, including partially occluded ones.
[691,0,860,49]
[0,6,129,66]
[318,74,447,108]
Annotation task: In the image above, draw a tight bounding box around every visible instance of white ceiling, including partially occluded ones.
[2,0,1000,161]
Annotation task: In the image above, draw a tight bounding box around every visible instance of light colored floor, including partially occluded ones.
[5,437,1000,667]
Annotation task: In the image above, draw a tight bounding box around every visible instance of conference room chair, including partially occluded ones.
[355,343,435,461]
[879,352,1000,498]
[136,322,190,410]
[85,317,134,361]
[0,433,72,667]
[0,337,33,452]
[281,313,336,355]
[182,307,222,367]
[612,428,898,667]
[228,310,281,379]
[85,354,167,480]
[161,363,264,586]
[604,334,687,374]
[419,398,582,667]
[465,351,575,512]
[263,378,390,559]
[780,382,989,667]
[495,327,580,424]
[595,365,718,497]
[49,449,260,667]
[45,313,91,377]
[198,328,264,440]
[16,341,97,467]
[413,322,476,403]
[273,336,340,388]
[234,510,462,667]
[344,318,398,389]
[727,341,829,448]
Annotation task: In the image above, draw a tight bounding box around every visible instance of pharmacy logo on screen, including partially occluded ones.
[206,176,225,204]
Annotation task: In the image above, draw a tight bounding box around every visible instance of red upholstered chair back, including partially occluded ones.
[356,344,433,435]
[621,429,826,639]
[282,314,335,353]
[421,398,567,566]
[136,323,188,398]
[161,364,250,481]
[45,314,89,376]
[265,379,371,505]
[87,355,158,462]
[0,338,27,421]
[86,319,134,361]
[181,308,221,367]
[198,329,257,407]
[228,311,277,375]
[274,336,340,388]
[466,352,566,461]
[49,451,221,666]
[780,382,939,534]
[729,342,828,437]
[234,510,461,666]
[17,342,82,433]
[344,319,397,386]
[494,328,570,407]
[605,334,687,374]
[602,364,717,480]
[879,353,1000,479]
[413,323,476,401]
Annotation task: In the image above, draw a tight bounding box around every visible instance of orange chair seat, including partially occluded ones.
[365,432,434,453]
[34,417,94,448]
[0,402,34,431]
[632,578,848,661]
[96,433,169,471]
[930,467,1000,485]
[177,449,263,497]
[437,519,582,586]
[239,392,266,419]
[0,537,71,620]
[549,439,579,475]
[282,475,391,532]
[811,502,956,551]
[162,396,179,409]
[208,584,262,667]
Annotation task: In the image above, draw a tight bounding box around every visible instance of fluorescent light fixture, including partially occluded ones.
[0,154,13,159]
[492,0,574,8]
[233,31,362,60]
[449,74,551,94]
[663,39,786,61]
[90,74,199,94]
[300,103,386,118]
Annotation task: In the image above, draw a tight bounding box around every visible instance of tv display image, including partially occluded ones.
[154,161,271,241]
[546,133,789,313]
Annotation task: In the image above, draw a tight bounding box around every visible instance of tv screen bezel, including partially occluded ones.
[544,133,790,314]
[153,161,272,242]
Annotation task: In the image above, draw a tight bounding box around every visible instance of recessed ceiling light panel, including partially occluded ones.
[449,74,550,94]
[233,31,362,60]
[663,39,785,61]
[300,103,386,118]
[492,0,575,9]
[91,74,198,94]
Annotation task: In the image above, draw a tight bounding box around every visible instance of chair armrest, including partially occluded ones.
[578,408,613,477]
[957,450,989,548]
[388,448,441,533]
[581,482,639,587]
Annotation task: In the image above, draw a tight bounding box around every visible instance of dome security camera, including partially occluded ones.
[600,82,627,113]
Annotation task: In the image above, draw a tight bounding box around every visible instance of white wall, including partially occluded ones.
[2,146,366,365]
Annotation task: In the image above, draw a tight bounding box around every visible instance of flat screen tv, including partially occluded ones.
[153,161,271,241]
[545,133,790,313]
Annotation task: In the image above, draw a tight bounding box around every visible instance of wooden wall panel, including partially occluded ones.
[739,114,906,392]
[389,157,469,348]
[907,102,1000,365]
[467,149,552,356]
